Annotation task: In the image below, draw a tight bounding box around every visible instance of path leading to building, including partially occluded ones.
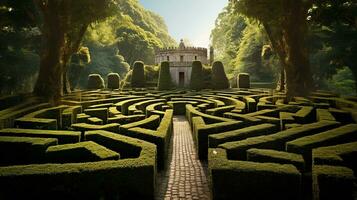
[155,116,211,200]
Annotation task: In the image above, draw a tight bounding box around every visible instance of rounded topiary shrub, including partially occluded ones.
[158,61,172,90]
[87,74,105,90]
[189,61,204,90]
[107,73,120,89]
[131,61,146,88]
[211,61,230,89]
[237,73,250,88]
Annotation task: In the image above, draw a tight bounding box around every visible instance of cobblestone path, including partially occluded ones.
[155,116,211,200]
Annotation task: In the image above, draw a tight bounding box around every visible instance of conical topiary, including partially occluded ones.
[189,61,204,90]
[158,61,172,90]
[211,61,230,89]
[131,61,145,88]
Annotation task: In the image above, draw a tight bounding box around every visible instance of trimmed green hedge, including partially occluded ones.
[108,114,145,125]
[219,121,340,160]
[71,123,120,136]
[316,109,336,121]
[14,118,57,130]
[0,99,48,129]
[146,102,166,118]
[209,148,301,200]
[206,105,235,117]
[107,73,120,90]
[286,124,357,170]
[0,130,156,199]
[46,141,120,163]
[211,61,229,90]
[192,116,246,160]
[119,115,161,133]
[208,123,279,148]
[189,61,204,90]
[247,148,305,172]
[312,165,354,200]
[0,128,80,144]
[128,99,166,115]
[237,73,250,89]
[157,61,172,90]
[313,141,357,173]
[167,101,198,115]
[131,61,146,88]
[84,108,108,124]
[62,105,82,129]
[120,110,173,169]
[115,97,153,115]
[185,104,233,125]
[0,136,58,166]
[87,74,105,90]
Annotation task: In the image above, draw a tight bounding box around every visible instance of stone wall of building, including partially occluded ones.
[169,66,192,87]
[155,49,208,65]
[154,39,211,87]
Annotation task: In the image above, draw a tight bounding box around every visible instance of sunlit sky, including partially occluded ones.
[139,0,228,48]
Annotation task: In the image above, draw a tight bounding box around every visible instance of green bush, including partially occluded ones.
[208,123,279,148]
[46,141,120,163]
[157,61,172,90]
[0,130,157,199]
[312,165,355,200]
[247,148,305,172]
[131,61,146,88]
[189,61,204,90]
[211,61,230,89]
[0,136,58,166]
[119,110,173,169]
[0,128,81,144]
[107,73,120,89]
[286,124,357,170]
[84,108,108,124]
[219,121,340,160]
[192,116,245,160]
[209,148,301,200]
[87,74,105,89]
[237,73,250,88]
[313,141,357,172]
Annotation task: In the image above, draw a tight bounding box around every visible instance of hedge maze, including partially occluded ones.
[0,88,356,199]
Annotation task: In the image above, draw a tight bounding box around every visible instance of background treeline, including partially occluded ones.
[210,2,356,95]
[0,0,176,95]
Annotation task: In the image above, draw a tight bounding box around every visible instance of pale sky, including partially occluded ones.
[139,0,228,48]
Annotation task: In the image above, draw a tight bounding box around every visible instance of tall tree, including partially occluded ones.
[232,0,314,98]
[310,0,357,93]
[33,0,117,102]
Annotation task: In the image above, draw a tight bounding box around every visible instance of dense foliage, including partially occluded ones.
[0,0,175,95]
[211,1,356,96]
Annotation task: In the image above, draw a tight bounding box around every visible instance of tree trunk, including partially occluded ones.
[33,4,65,104]
[282,0,314,99]
[263,23,286,92]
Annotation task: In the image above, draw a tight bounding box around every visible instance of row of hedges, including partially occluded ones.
[0,130,157,199]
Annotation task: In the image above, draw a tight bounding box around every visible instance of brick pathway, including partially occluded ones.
[155,116,211,200]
